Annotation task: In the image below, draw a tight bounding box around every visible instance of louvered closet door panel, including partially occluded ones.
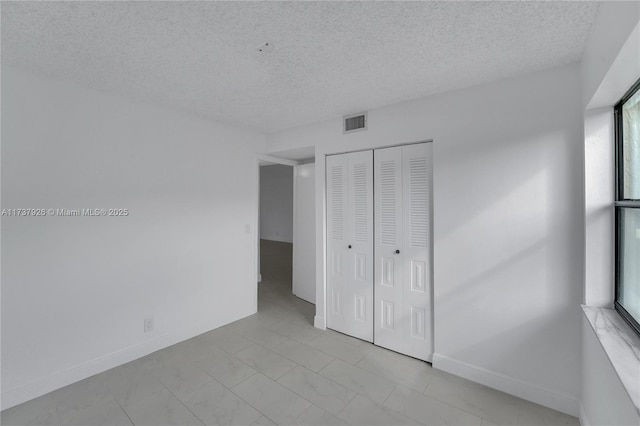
[346,150,374,342]
[326,154,349,334]
[373,143,433,361]
[400,143,433,360]
[373,146,404,351]
[326,151,374,342]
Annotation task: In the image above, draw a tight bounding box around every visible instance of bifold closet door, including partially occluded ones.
[326,151,374,342]
[374,143,433,361]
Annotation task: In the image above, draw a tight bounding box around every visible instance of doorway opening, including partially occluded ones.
[257,151,316,326]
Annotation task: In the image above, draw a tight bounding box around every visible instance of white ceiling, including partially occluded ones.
[2,1,599,134]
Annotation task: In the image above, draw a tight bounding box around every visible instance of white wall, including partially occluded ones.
[1,67,265,409]
[584,107,615,308]
[259,164,293,243]
[267,64,584,415]
[580,3,640,424]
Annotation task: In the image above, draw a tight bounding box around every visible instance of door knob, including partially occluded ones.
[395,249,400,254]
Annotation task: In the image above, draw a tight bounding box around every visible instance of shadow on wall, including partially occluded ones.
[434,123,583,395]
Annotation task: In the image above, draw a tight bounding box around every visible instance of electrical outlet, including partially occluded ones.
[144,317,154,333]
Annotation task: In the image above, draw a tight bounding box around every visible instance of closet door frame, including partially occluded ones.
[323,140,433,361]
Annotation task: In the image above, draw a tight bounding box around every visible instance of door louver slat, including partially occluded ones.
[353,163,369,242]
[379,160,397,245]
[409,158,428,247]
[330,165,345,240]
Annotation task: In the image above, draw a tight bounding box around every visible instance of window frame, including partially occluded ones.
[614,77,640,337]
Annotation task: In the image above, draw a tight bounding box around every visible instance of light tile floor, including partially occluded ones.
[1,240,579,425]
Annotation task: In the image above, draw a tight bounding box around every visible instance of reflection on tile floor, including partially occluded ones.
[1,240,579,425]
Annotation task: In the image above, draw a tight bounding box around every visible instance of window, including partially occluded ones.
[615,78,640,336]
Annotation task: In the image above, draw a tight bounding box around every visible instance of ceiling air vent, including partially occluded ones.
[344,112,367,134]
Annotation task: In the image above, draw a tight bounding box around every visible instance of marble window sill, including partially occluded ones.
[582,305,640,415]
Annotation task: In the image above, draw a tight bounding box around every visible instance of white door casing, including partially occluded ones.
[326,151,374,342]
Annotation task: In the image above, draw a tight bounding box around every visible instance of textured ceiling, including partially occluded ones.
[2,1,599,134]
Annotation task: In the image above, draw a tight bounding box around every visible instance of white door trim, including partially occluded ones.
[258,154,299,167]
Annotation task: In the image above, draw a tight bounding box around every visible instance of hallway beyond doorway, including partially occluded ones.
[259,239,314,326]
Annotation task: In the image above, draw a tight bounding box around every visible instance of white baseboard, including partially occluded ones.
[1,310,254,411]
[314,315,326,330]
[432,353,579,417]
[579,402,591,426]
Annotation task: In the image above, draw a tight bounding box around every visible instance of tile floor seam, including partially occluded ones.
[227,372,293,413]
[317,358,401,406]
[315,360,330,375]
[342,389,358,410]
[235,343,298,381]
[275,365,355,415]
[154,379,206,426]
[232,373,316,425]
[274,338,338,369]
[380,383,397,406]
[112,392,136,426]
[394,384,495,425]
[225,382,280,425]
[228,323,291,349]
[192,358,219,384]
[304,340,364,365]
[225,386,269,422]
[281,364,350,394]
[51,396,64,426]
[372,389,423,422]
[226,369,260,391]
[354,352,369,364]
[262,413,281,425]
[419,386,504,424]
